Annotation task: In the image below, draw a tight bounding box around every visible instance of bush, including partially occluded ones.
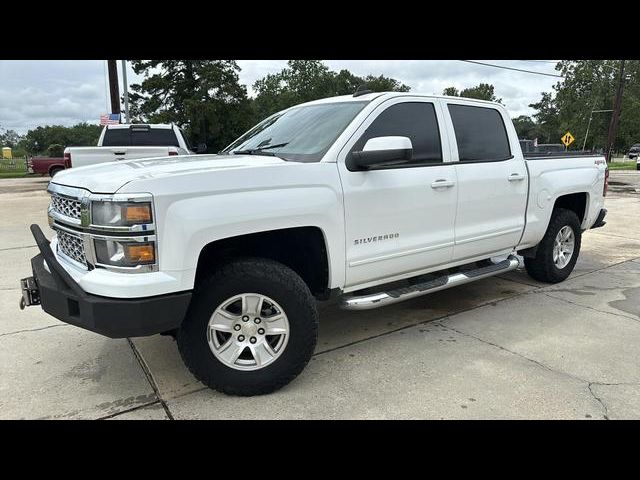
[47,144,64,158]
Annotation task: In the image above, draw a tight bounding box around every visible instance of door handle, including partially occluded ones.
[431,179,455,189]
[112,151,127,156]
[508,173,526,181]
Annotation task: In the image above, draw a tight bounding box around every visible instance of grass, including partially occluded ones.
[608,161,637,171]
[0,157,29,178]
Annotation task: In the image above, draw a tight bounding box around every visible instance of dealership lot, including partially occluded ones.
[0,173,639,419]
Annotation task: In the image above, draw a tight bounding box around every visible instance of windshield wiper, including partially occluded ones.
[232,142,289,155]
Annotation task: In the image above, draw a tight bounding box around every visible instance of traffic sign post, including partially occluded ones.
[561,132,575,149]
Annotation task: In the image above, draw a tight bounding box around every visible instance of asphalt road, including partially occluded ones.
[1,173,639,419]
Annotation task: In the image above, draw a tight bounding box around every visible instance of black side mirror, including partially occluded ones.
[347,136,413,171]
[195,143,208,154]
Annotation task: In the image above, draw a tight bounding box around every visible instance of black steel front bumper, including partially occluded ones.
[21,224,192,338]
[591,208,607,229]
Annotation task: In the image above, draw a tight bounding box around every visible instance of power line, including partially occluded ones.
[460,60,564,78]
[518,60,558,64]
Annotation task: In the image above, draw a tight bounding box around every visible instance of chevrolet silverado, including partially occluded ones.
[20,92,608,396]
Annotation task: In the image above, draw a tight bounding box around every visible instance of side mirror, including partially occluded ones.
[347,136,413,171]
[195,143,208,154]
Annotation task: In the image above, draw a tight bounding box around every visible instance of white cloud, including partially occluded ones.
[0,60,560,134]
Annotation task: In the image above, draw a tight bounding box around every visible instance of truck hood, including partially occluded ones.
[50,154,288,193]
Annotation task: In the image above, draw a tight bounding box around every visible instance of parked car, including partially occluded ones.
[21,92,608,396]
[627,144,640,169]
[27,156,68,177]
[63,123,206,169]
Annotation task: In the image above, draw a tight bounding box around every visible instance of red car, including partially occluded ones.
[27,154,71,177]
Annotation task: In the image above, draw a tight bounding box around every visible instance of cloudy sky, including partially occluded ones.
[0,60,562,134]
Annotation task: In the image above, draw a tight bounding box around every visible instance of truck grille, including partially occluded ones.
[51,194,82,221]
[57,230,87,266]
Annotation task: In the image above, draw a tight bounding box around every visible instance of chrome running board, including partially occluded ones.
[340,255,520,310]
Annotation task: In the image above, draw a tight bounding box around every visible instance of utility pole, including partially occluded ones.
[121,60,130,124]
[106,60,121,116]
[604,60,626,163]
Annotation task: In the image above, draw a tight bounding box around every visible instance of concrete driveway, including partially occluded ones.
[1,174,639,419]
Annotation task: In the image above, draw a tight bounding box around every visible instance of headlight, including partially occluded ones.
[92,201,153,227]
[94,239,156,267]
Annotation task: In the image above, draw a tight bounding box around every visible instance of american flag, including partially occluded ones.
[100,113,121,125]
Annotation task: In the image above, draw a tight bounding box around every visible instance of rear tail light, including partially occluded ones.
[603,167,609,197]
[63,152,72,168]
[168,149,178,156]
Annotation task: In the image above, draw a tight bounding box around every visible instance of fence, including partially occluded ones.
[0,157,28,175]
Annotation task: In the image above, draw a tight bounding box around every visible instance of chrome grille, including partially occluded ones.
[51,194,82,220]
[57,230,87,266]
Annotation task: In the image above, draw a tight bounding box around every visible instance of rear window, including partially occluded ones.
[448,104,511,162]
[102,127,180,147]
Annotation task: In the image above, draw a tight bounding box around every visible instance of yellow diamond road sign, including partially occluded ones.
[561,131,575,147]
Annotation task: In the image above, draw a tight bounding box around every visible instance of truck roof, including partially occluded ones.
[296,91,504,108]
[105,123,173,129]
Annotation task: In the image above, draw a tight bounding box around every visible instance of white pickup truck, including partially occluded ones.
[21,92,608,396]
[62,123,205,169]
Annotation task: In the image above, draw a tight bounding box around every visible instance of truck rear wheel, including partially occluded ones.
[177,258,318,396]
[49,167,63,177]
[524,208,582,283]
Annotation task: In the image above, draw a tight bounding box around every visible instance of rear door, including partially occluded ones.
[442,101,528,261]
[338,97,458,288]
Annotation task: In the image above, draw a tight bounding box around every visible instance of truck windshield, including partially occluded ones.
[222,101,368,162]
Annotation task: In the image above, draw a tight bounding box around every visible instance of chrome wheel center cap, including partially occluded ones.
[243,323,257,337]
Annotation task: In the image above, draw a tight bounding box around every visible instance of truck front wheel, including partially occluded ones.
[177,258,318,396]
[524,208,582,283]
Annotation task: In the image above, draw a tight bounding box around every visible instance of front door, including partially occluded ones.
[337,98,458,289]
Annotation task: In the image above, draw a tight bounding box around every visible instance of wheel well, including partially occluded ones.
[554,192,587,224]
[48,165,63,176]
[195,227,330,299]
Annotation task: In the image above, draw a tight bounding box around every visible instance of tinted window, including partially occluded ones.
[101,129,130,146]
[352,102,442,166]
[130,128,179,147]
[102,127,180,147]
[448,105,511,161]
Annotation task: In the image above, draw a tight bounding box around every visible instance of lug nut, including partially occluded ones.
[238,335,245,342]
[234,325,241,331]
[242,316,249,322]
[258,328,265,335]
[250,337,257,344]
[254,318,261,324]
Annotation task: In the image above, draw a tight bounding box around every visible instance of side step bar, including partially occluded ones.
[340,255,520,310]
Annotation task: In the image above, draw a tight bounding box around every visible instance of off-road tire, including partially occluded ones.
[524,208,582,283]
[177,257,318,396]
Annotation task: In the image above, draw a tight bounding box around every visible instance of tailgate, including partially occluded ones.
[114,146,172,160]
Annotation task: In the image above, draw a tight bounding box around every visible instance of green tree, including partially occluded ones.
[528,60,640,152]
[512,115,538,139]
[0,128,22,148]
[252,60,410,121]
[442,83,502,103]
[19,123,102,155]
[47,144,64,157]
[128,60,254,152]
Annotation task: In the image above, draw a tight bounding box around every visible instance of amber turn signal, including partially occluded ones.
[124,204,152,223]
[125,243,155,263]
